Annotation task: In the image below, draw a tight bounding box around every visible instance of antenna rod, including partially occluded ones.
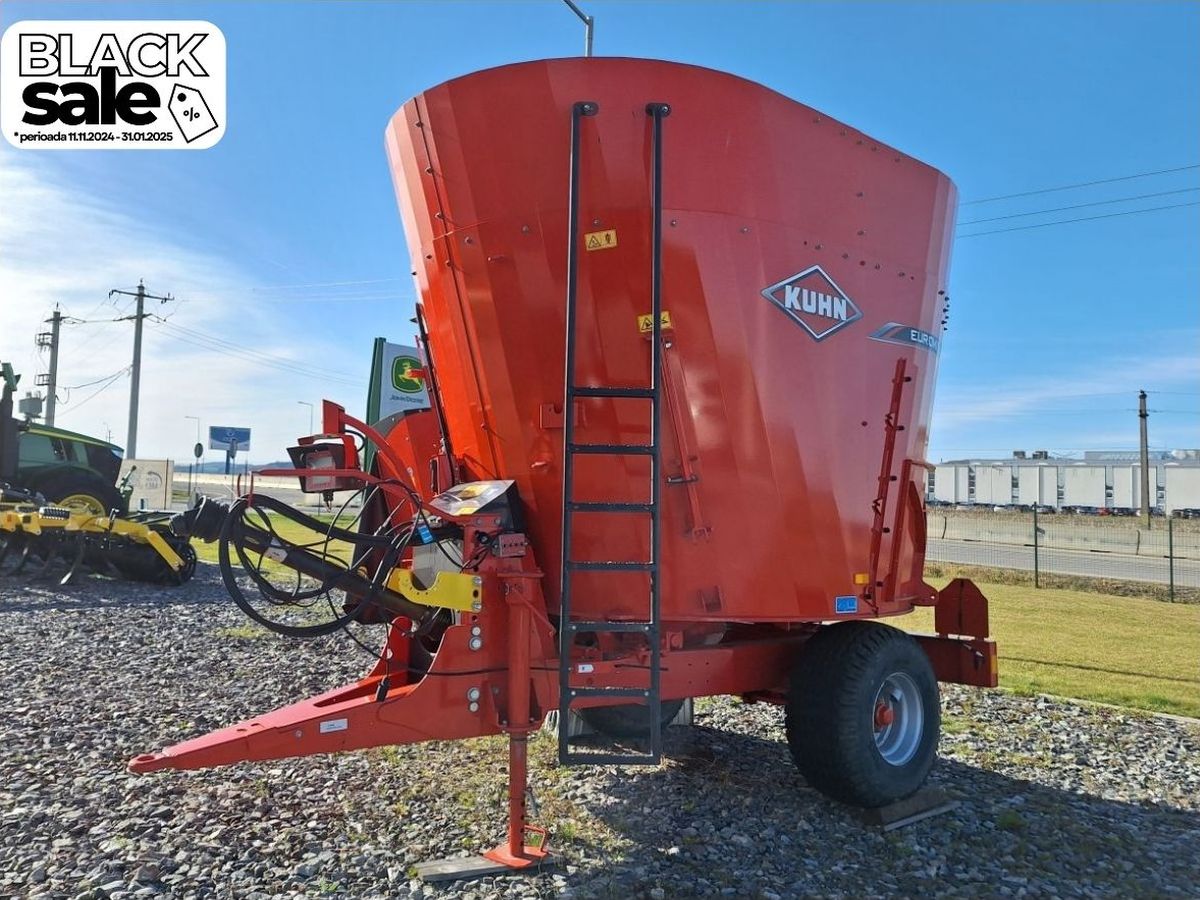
[561,0,594,56]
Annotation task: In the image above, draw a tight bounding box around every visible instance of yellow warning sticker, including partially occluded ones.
[584,228,618,251]
[637,311,673,333]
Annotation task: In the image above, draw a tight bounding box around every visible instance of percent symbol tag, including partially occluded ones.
[169,84,219,143]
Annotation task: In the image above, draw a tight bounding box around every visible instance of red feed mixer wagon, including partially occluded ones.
[131,58,996,873]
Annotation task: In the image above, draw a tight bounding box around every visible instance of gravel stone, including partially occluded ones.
[0,565,1197,898]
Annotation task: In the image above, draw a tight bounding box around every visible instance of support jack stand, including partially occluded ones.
[415,828,554,883]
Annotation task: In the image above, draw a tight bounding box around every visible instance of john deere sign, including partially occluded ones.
[391,355,424,394]
[366,338,431,422]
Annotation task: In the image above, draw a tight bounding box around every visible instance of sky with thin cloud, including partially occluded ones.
[0,1,1197,464]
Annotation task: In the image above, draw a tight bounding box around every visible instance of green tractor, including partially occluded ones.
[1,362,127,516]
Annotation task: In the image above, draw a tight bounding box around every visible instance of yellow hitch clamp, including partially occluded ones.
[386,569,482,612]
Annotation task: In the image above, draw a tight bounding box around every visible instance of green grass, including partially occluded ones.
[996,810,1025,832]
[899,578,1200,718]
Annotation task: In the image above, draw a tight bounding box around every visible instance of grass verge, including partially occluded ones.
[900,577,1200,718]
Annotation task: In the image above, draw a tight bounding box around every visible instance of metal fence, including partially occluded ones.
[925,509,1198,599]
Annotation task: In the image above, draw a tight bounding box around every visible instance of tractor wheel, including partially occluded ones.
[34,470,123,518]
[579,699,685,739]
[785,621,939,808]
[170,541,198,584]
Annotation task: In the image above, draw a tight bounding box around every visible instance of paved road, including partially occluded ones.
[928,538,1200,587]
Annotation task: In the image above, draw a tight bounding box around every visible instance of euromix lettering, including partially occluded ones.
[1,21,226,149]
[869,322,941,354]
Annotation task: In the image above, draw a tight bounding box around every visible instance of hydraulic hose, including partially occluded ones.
[214,495,430,638]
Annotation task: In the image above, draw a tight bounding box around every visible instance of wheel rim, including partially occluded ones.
[872,672,924,766]
[55,493,107,517]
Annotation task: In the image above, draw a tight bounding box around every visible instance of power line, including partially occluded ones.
[946,410,1147,417]
[61,366,133,391]
[956,201,1200,239]
[238,292,408,304]
[63,318,122,358]
[59,366,130,413]
[944,391,1144,401]
[248,277,404,291]
[153,320,363,387]
[961,164,1200,205]
[957,187,1199,226]
[184,288,411,305]
[153,319,362,382]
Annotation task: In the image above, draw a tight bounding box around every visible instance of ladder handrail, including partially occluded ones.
[645,101,670,757]
[558,100,598,745]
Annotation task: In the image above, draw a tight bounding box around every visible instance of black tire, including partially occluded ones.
[578,699,685,739]
[785,622,939,808]
[33,469,123,517]
[170,541,197,584]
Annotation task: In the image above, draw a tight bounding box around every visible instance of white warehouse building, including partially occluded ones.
[929,451,1200,513]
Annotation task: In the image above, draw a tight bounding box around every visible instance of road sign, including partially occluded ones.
[193,442,203,459]
[209,426,250,453]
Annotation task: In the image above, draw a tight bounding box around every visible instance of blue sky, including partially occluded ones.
[0,0,1196,463]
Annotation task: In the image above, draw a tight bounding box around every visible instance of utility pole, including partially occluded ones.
[1138,389,1151,527]
[110,280,174,458]
[34,306,62,426]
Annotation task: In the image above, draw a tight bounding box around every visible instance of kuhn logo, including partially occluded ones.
[761,265,862,341]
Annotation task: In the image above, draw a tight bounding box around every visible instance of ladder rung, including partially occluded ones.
[566,620,654,633]
[568,442,655,456]
[568,686,651,699]
[567,501,654,513]
[571,386,655,399]
[567,560,654,571]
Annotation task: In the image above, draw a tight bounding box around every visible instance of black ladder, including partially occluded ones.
[557,101,671,766]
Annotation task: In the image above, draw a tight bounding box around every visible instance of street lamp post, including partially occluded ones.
[298,400,314,435]
[561,0,594,56]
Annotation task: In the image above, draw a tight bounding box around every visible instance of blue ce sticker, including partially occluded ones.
[834,596,858,615]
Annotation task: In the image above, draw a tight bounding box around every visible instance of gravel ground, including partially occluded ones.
[1,565,1197,899]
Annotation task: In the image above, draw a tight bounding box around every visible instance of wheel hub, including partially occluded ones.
[57,493,107,517]
[872,671,923,766]
[873,703,895,728]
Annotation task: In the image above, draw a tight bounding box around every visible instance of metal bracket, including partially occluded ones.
[386,568,483,612]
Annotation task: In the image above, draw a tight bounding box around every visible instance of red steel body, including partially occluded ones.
[385,57,956,625]
[132,60,994,869]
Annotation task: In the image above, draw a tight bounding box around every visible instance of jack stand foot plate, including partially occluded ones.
[849,788,959,832]
[415,847,555,883]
